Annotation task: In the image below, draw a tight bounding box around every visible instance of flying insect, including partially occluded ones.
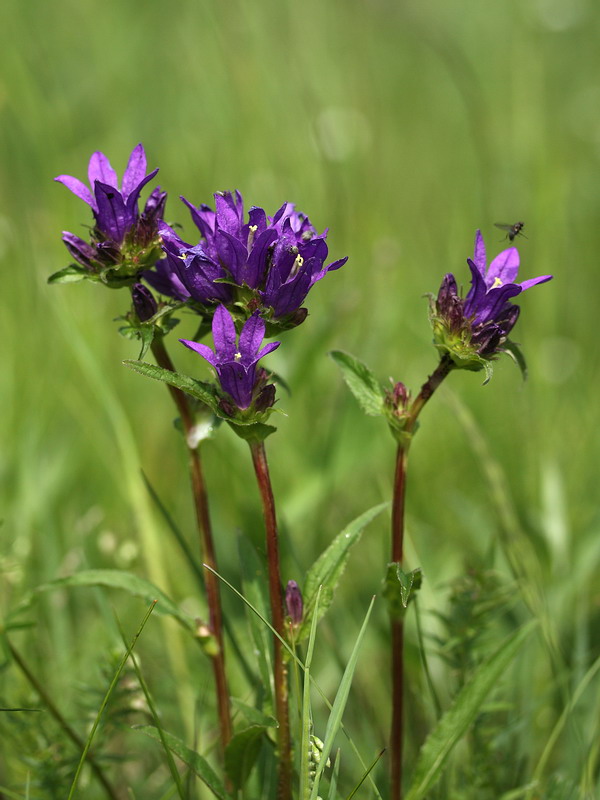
[494,221,526,242]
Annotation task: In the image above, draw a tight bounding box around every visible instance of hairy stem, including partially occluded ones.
[389,354,452,800]
[5,638,122,800]
[249,441,292,800]
[151,337,232,751]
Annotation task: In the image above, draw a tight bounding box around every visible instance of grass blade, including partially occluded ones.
[310,596,376,800]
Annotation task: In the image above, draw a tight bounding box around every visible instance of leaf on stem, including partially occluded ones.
[329,350,386,417]
[123,359,219,412]
[135,725,227,799]
[383,563,423,619]
[225,725,268,791]
[297,503,388,643]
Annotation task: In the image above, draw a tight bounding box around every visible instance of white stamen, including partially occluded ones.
[492,277,503,288]
[234,352,242,361]
[247,224,258,249]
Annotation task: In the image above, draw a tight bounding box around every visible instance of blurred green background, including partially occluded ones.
[2,0,600,796]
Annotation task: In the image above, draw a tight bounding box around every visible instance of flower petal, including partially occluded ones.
[257,340,280,359]
[215,191,243,237]
[121,144,148,200]
[238,313,266,359]
[472,229,486,276]
[212,305,237,360]
[518,274,553,291]
[215,229,248,284]
[179,338,218,367]
[181,196,217,240]
[55,175,95,208]
[464,258,488,317]
[94,181,130,242]
[88,151,118,190]
[125,168,159,220]
[487,247,520,287]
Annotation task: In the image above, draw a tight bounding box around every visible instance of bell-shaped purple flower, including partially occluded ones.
[180,305,280,410]
[150,191,347,324]
[431,230,552,370]
[54,145,166,287]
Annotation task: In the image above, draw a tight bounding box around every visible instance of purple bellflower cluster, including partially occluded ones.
[431,230,552,375]
[180,305,280,416]
[145,191,348,330]
[54,144,166,287]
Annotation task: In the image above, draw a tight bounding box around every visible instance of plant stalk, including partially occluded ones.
[389,355,452,800]
[151,337,233,751]
[249,440,292,800]
[5,638,121,800]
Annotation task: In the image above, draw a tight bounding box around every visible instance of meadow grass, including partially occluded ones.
[1,0,599,797]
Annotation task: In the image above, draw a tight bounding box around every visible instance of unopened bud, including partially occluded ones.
[285,580,303,626]
[132,283,157,322]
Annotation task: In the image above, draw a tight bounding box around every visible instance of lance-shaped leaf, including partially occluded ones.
[47,264,91,284]
[297,503,388,642]
[123,360,219,413]
[225,725,268,791]
[405,621,536,800]
[330,350,386,416]
[19,570,195,632]
[135,726,226,799]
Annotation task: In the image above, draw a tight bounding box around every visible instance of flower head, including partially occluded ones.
[180,305,280,411]
[147,191,347,327]
[431,230,552,374]
[54,144,165,286]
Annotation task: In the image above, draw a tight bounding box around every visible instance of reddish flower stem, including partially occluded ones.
[249,441,292,800]
[151,337,233,752]
[389,355,452,800]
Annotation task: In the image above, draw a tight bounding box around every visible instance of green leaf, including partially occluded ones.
[135,725,227,799]
[309,597,376,800]
[383,563,423,619]
[21,570,194,632]
[297,503,388,643]
[118,324,156,360]
[224,725,267,791]
[405,621,536,800]
[330,350,386,417]
[231,698,278,729]
[123,360,219,412]
[47,264,90,284]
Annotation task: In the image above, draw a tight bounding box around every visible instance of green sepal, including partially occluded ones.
[296,502,389,643]
[503,339,528,380]
[224,725,268,791]
[227,420,277,443]
[329,350,386,417]
[383,562,423,619]
[47,264,91,284]
[119,323,156,359]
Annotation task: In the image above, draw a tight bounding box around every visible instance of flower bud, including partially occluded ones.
[132,283,158,322]
[285,580,303,626]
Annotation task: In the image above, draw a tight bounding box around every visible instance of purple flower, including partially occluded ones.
[180,305,280,411]
[149,191,347,324]
[432,230,552,368]
[56,144,160,244]
[54,145,166,285]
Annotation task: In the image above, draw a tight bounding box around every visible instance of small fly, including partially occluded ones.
[494,221,526,242]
